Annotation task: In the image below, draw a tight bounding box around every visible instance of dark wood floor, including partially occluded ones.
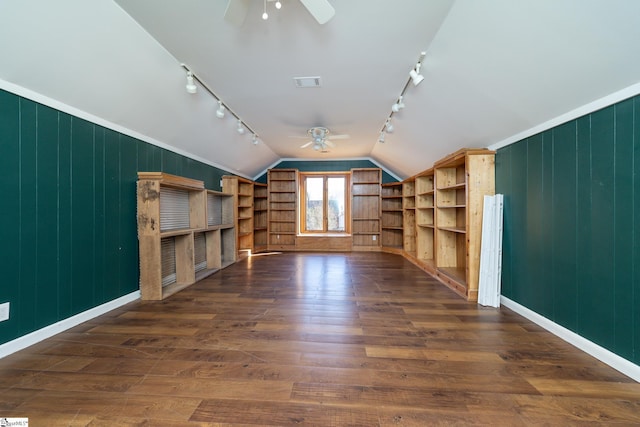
[1,252,639,426]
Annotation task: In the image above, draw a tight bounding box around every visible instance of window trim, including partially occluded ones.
[298,171,351,235]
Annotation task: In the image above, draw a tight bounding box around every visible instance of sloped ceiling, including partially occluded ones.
[1,0,640,179]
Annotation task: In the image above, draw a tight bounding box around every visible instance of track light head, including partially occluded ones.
[391,96,405,113]
[252,135,259,145]
[410,63,424,86]
[236,120,245,134]
[216,101,225,119]
[378,132,385,143]
[385,120,394,133]
[185,71,197,94]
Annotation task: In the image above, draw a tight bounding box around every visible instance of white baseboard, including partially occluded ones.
[0,291,140,359]
[501,296,640,383]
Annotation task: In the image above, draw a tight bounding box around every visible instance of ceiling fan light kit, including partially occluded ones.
[225,0,334,26]
[297,126,347,152]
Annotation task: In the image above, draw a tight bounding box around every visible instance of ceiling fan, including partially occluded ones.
[296,127,349,152]
[225,0,335,26]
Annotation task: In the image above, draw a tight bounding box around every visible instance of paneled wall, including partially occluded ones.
[496,95,640,364]
[257,160,398,183]
[0,89,230,345]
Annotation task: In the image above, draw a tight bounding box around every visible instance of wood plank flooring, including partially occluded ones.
[1,252,639,426]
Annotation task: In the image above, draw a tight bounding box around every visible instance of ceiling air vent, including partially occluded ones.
[293,76,322,88]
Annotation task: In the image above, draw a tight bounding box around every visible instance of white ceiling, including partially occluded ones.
[1,0,640,179]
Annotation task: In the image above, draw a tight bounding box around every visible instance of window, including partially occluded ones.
[300,173,349,234]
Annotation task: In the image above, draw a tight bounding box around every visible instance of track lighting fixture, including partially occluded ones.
[409,63,424,86]
[377,52,426,140]
[391,96,404,113]
[236,120,245,134]
[185,71,197,94]
[215,101,225,119]
[181,64,260,146]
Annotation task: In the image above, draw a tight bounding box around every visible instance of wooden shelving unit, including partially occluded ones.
[351,168,381,250]
[268,169,298,250]
[381,182,403,252]
[434,149,495,300]
[402,178,416,256]
[222,176,254,257]
[415,169,435,271]
[137,172,235,301]
[253,182,268,253]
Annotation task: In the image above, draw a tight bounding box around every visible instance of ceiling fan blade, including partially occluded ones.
[327,134,349,140]
[324,140,335,148]
[300,141,314,148]
[299,0,335,25]
[224,0,249,26]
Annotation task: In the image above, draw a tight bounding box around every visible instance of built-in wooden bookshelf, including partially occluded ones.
[351,168,381,250]
[402,178,416,256]
[433,149,495,300]
[222,176,254,257]
[137,172,235,300]
[253,182,268,253]
[268,169,298,250]
[381,182,403,251]
[415,169,435,271]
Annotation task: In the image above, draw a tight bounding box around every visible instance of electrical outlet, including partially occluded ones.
[372,235,377,241]
[0,302,9,322]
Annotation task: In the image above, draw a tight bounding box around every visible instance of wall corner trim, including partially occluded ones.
[501,296,640,383]
[488,81,640,151]
[0,291,140,359]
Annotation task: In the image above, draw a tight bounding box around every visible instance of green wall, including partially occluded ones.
[256,159,398,183]
[0,88,230,345]
[496,95,640,364]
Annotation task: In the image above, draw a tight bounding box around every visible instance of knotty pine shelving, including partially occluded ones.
[137,172,235,300]
[351,168,381,250]
[415,169,435,270]
[381,182,403,251]
[433,149,495,301]
[253,182,268,253]
[402,178,416,256]
[222,176,254,257]
[268,169,298,250]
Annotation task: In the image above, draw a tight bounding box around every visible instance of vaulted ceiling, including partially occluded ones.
[1,0,640,180]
